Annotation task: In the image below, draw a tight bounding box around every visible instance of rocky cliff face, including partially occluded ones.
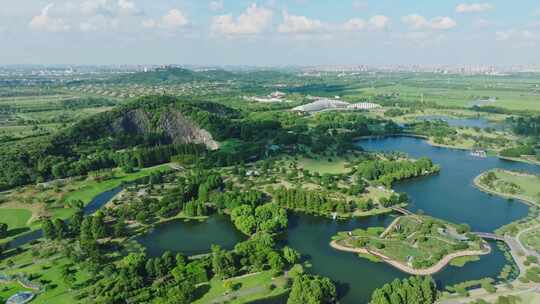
[110,107,219,150]
[159,108,219,150]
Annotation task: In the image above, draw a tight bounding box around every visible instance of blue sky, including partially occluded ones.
[1,0,539,65]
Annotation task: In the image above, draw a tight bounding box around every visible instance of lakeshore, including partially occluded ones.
[330,239,491,276]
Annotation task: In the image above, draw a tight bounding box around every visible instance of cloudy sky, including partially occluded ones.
[1,0,540,65]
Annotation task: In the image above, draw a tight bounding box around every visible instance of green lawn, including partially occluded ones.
[0,208,32,231]
[0,244,92,304]
[0,164,173,236]
[297,157,349,175]
[193,271,288,304]
[64,164,172,204]
[493,170,540,202]
[0,282,32,303]
[350,79,540,112]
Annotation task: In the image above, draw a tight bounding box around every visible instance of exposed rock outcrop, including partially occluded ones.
[109,107,219,150]
[159,108,219,150]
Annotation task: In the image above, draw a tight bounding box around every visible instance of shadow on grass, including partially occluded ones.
[7,227,30,238]
[0,247,28,260]
[192,284,211,302]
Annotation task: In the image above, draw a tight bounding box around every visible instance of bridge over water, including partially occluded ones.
[390,206,413,216]
[472,232,506,241]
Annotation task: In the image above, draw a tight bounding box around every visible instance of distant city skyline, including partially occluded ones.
[1,0,540,65]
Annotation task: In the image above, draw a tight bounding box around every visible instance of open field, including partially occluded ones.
[475,169,540,207]
[193,270,289,304]
[0,282,32,303]
[347,75,540,112]
[0,242,92,304]
[476,169,540,253]
[0,209,32,231]
[296,156,350,174]
[63,164,172,203]
[0,164,172,239]
[0,91,121,143]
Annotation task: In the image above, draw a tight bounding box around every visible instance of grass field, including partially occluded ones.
[193,271,289,304]
[0,243,91,304]
[477,169,540,252]
[0,208,32,231]
[349,76,540,112]
[296,157,350,175]
[0,91,120,144]
[0,282,32,303]
[0,164,172,238]
[63,164,172,204]
[493,171,540,202]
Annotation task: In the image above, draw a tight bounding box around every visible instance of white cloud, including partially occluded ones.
[343,18,366,31]
[402,14,456,30]
[430,17,457,30]
[143,9,189,30]
[80,0,139,17]
[29,4,71,32]
[401,14,427,30]
[369,15,390,30]
[209,0,224,12]
[161,9,189,28]
[278,11,324,34]
[117,0,138,15]
[212,4,273,35]
[456,3,493,13]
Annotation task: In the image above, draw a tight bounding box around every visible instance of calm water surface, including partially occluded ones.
[136,214,245,257]
[415,115,505,130]
[137,137,540,303]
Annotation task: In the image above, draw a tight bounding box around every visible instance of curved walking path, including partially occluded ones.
[330,240,491,276]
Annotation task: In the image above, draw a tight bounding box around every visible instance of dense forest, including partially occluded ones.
[0,95,394,190]
[369,276,438,304]
[356,157,440,187]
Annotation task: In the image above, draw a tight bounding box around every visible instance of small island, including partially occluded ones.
[474,169,540,206]
[331,214,490,275]
[475,169,540,254]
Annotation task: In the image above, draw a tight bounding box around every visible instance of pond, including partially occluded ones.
[415,115,505,130]
[136,214,246,257]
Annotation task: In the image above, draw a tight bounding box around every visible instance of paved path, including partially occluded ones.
[330,240,491,276]
[516,224,540,260]
[438,228,540,303]
[379,217,401,238]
